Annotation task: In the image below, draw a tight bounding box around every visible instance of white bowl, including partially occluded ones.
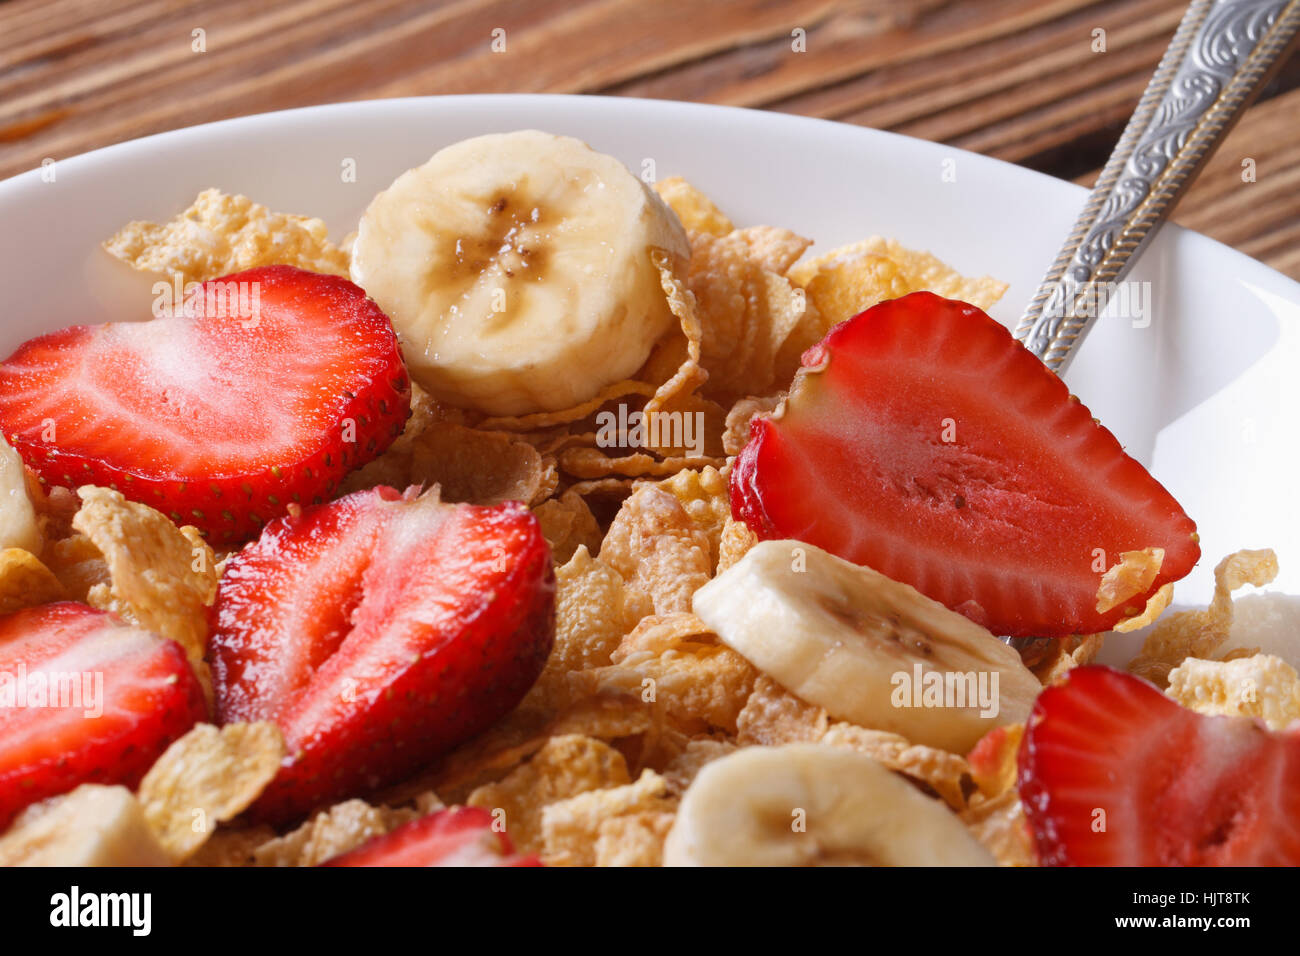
[1,94,1296,659]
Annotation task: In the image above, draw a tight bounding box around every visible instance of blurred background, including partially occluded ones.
[1,0,1296,277]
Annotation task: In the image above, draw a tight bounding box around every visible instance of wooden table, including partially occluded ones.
[2,0,1297,278]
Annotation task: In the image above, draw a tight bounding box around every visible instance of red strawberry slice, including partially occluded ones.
[0,265,410,545]
[731,292,1199,637]
[322,806,542,866]
[1018,665,1300,866]
[210,486,555,823]
[0,602,206,828]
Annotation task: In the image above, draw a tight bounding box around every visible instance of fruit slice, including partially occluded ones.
[693,539,1040,752]
[663,743,994,866]
[350,130,690,416]
[0,265,410,544]
[0,436,40,553]
[322,806,541,867]
[731,291,1200,637]
[210,487,554,823]
[0,784,170,866]
[0,602,206,829]
[1018,665,1300,865]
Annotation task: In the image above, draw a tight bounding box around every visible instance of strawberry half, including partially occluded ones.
[731,292,1199,637]
[0,602,206,828]
[210,486,555,823]
[322,806,542,866]
[1018,665,1300,866]
[0,265,410,545]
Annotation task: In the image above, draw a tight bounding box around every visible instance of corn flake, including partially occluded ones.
[182,826,277,867]
[717,515,759,574]
[788,237,1008,324]
[599,484,712,615]
[1112,583,1174,633]
[253,798,421,867]
[1167,654,1300,730]
[965,724,1023,799]
[103,188,349,286]
[685,228,819,402]
[653,177,733,237]
[644,249,707,415]
[584,614,758,735]
[961,789,1036,867]
[558,447,721,481]
[467,734,631,854]
[723,394,782,456]
[1129,549,1279,687]
[656,466,730,572]
[396,690,657,806]
[541,769,675,867]
[0,548,67,615]
[478,380,657,433]
[72,487,217,696]
[1032,634,1106,685]
[138,722,284,862]
[39,532,110,602]
[594,811,676,867]
[819,722,970,810]
[532,491,603,565]
[1097,548,1165,614]
[736,675,829,746]
[661,738,738,795]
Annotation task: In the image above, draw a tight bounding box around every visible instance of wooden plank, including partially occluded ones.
[0,0,1294,279]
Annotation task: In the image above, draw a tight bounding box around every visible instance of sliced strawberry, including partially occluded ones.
[0,602,206,828]
[0,265,410,545]
[322,806,541,866]
[731,292,1199,637]
[210,486,555,823]
[1018,665,1300,866]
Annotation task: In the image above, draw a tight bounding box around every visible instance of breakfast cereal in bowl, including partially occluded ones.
[0,130,1293,868]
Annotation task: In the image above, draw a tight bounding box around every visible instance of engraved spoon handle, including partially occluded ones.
[1014,0,1300,373]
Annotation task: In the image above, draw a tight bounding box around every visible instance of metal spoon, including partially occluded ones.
[1007,0,1300,657]
[1015,0,1300,373]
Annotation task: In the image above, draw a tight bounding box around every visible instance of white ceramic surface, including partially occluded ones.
[0,94,1296,659]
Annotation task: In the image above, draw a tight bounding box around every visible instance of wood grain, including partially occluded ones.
[0,0,1296,278]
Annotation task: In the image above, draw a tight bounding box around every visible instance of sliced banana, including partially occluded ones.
[0,785,170,866]
[0,435,40,554]
[351,130,689,416]
[692,540,1040,752]
[664,743,994,866]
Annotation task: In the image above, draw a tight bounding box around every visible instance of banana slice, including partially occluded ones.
[664,743,994,866]
[0,785,170,866]
[351,130,689,416]
[692,540,1040,752]
[0,435,40,554]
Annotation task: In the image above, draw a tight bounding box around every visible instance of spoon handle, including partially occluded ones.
[1014,0,1300,373]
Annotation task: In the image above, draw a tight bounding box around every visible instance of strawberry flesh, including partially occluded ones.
[1018,665,1300,866]
[210,486,555,823]
[322,806,541,866]
[0,265,411,545]
[0,602,206,828]
[731,292,1199,637]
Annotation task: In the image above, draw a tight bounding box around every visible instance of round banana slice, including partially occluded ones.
[0,785,170,866]
[664,743,995,866]
[350,130,690,416]
[692,539,1041,753]
[0,435,40,554]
